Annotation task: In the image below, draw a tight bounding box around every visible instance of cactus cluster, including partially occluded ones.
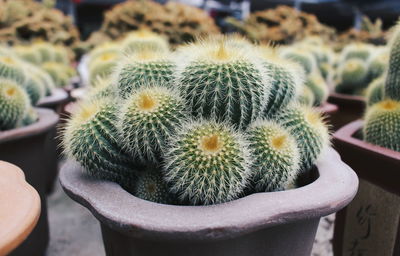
[226,5,336,45]
[84,0,219,50]
[0,0,80,48]
[363,24,400,152]
[63,35,331,206]
[334,43,389,96]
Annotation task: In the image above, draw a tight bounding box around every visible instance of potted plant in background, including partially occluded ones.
[333,25,400,256]
[0,161,41,256]
[0,55,59,255]
[328,42,388,130]
[60,34,358,256]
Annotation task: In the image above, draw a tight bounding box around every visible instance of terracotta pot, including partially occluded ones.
[0,161,41,256]
[60,147,358,256]
[327,92,365,131]
[0,108,58,256]
[332,120,400,256]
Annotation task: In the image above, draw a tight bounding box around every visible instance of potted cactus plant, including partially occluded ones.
[333,25,400,256]
[328,43,388,130]
[60,36,358,256]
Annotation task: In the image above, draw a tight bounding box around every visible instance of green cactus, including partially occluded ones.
[33,42,56,63]
[133,167,174,204]
[297,85,315,107]
[122,30,169,54]
[367,49,388,81]
[86,77,118,100]
[278,105,330,172]
[259,53,303,118]
[0,79,30,130]
[363,100,400,152]
[116,51,175,98]
[119,86,187,164]
[341,43,373,61]
[63,98,139,186]
[0,55,26,84]
[335,58,368,94]
[164,119,252,205]
[176,39,269,129]
[14,46,41,64]
[247,120,300,192]
[41,62,71,87]
[280,48,317,75]
[305,73,329,106]
[88,52,119,84]
[366,76,385,106]
[384,25,400,100]
[88,42,120,65]
[18,107,38,127]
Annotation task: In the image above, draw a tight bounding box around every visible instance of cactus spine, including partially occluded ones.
[247,120,300,192]
[278,105,329,172]
[305,73,329,106]
[0,55,26,84]
[384,25,400,100]
[63,98,138,186]
[119,86,187,164]
[116,51,175,98]
[363,100,400,152]
[176,38,269,129]
[366,77,385,106]
[164,120,252,205]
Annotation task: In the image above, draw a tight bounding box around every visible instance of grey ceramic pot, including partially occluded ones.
[0,108,59,256]
[60,147,358,256]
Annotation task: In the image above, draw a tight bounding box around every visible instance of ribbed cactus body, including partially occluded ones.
[19,107,38,127]
[305,73,329,106]
[0,56,26,84]
[367,51,388,81]
[297,85,315,107]
[63,99,138,186]
[34,42,55,63]
[42,62,71,87]
[164,120,252,205]
[280,49,316,74]
[366,77,384,106]
[384,26,400,100]
[134,168,174,204]
[247,120,300,192]
[278,106,329,171]
[335,59,368,94]
[23,75,45,105]
[0,79,30,130]
[116,52,175,98]
[87,78,117,100]
[119,86,187,164]
[177,42,268,129]
[262,60,301,118]
[364,100,400,152]
[14,46,41,64]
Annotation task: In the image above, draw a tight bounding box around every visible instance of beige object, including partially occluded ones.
[0,161,40,256]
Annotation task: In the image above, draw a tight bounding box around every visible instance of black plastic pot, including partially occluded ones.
[333,120,400,256]
[0,108,59,256]
[60,147,358,256]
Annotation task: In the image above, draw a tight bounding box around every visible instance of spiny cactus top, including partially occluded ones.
[363,100,400,152]
[0,79,30,130]
[247,120,300,192]
[119,86,187,164]
[164,120,252,205]
[116,50,175,98]
[0,55,26,84]
[122,30,169,54]
[340,43,373,61]
[176,39,270,129]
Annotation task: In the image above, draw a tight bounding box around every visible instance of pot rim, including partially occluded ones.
[0,108,59,144]
[317,102,338,114]
[37,88,69,107]
[60,147,358,241]
[329,92,365,103]
[334,120,400,161]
